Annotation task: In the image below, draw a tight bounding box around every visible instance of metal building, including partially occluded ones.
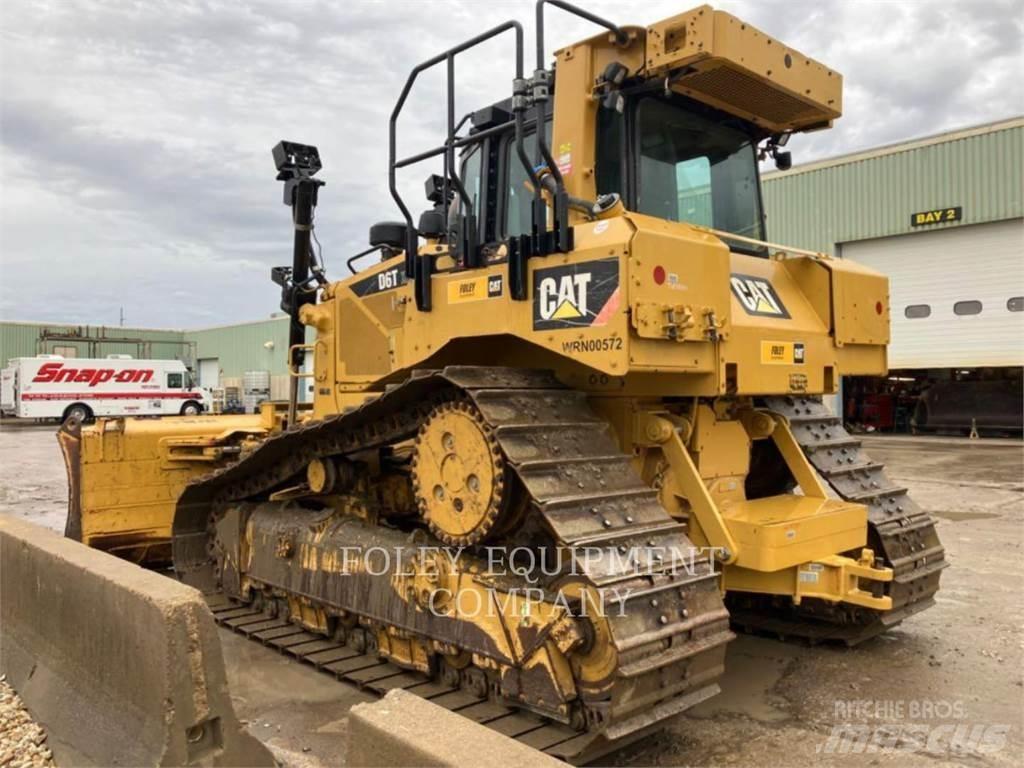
[189,317,312,402]
[763,117,1023,433]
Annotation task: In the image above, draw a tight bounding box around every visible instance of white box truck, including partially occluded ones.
[0,355,210,422]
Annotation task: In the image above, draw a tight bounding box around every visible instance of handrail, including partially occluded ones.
[388,21,530,310]
[345,245,382,274]
[286,344,316,378]
[694,226,833,260]
[393,119,521,169]
[386,3,627,311]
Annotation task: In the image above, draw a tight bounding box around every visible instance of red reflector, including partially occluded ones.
[876,301,884,315]
[653,266,666,285]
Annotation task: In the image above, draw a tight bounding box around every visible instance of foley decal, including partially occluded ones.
[447,274,503,304]
[760,340,805,365]
[730,274,790,319]
[533,258,620,330]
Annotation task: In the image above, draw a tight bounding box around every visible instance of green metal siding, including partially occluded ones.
[0,321,188,369]
[762,122,1023,254]
[0,318,303,379]
[188,317,308,378]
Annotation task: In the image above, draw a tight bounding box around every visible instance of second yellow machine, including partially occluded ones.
[63,2,946,760]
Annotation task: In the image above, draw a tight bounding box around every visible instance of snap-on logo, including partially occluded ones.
[533,258,620,330]
[32,362,154,387]
[730,274,790,319]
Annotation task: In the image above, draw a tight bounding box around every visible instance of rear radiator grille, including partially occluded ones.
[679,65,826,125]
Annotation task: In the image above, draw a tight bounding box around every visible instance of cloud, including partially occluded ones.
[1,0,1021,327]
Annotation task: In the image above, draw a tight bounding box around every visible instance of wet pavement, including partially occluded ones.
[218,631,373,766]
[615,435,1024,767]
[1,425,1021,766]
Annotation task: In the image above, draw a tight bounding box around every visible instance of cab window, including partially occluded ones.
[460,145,483,221]
[596,107,624,198]
[167,372,183,389]
[634,97,765,246]
[504,122,553,238]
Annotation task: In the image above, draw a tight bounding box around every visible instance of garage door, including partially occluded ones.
[198,358,220,388]
[840,219,1024,368]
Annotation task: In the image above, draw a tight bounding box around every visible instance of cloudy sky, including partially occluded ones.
[1,0,1021,329]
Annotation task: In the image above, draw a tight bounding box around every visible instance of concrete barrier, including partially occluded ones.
[347,689,563,767]
[0,515,274,766]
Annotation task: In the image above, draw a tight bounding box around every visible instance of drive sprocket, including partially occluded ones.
[411,400,509,546]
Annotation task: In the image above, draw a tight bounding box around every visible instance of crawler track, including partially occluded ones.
[728,396,947,644]
[206,593,620,762]
[175,367,734,763]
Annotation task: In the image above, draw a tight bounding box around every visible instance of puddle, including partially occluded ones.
[688,635,797,722]
[930,510,999,522]
[314,719,347,734]
[219,628,367,706]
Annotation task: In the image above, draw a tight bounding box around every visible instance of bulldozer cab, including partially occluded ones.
[373,3,842,294]
[453,87,770,260]
[302,1,871,417]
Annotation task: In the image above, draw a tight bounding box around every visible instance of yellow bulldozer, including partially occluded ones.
[58,2,946,761]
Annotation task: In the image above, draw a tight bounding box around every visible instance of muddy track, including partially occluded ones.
[174,367,734,764]
[205,592,599,759]
[728,396,947,644]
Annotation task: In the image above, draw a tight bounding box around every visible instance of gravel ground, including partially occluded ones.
[0,677,54,768]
